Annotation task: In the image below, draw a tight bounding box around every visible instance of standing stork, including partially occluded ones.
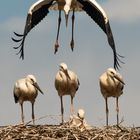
[12,0,123,70]
[13,75,44,124]
[99,68,125,126]
[55,62,80,124]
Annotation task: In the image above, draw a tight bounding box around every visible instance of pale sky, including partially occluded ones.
[0,0,140,126]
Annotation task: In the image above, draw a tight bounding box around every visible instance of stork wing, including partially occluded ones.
[12,0,54,59]
[77,0,123,70]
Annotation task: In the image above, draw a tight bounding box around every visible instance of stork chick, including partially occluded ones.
[55,63,80,124]
[99,68,125,126]
[13,74,44,124]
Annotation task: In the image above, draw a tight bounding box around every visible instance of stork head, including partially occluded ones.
[60,63,68,71]
[107,68,125,85]
[64,5,70,27]
[26,75,44,94]
[59,63,71,80]
[77,109,85,120]
[27,75,37,84]
[107,68,116,77]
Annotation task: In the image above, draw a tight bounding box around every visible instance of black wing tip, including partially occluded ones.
[15,46,24,60]
[17,51,24,60]
[12,37,23,42]
[20,49,24,60]
[12,32,25,59]
[114,53,125,71]
[13,32,24,37]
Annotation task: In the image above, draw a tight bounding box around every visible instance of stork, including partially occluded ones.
[55,63,80,124]
[12,0,123,70]
[99,68,125,126]
[13,75,44,124]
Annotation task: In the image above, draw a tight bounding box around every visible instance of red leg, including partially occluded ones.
[105,98,109,126]
[60,96,64,124]
[70,96,74,114]
[32,102,35,125]
[70,10,75,51]
[116,97,119,126]
[54,10,61,54]
[20,103,24,124]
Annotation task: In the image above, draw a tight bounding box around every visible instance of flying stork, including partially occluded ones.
[55,62,80,124]
[13,74,44,124]
[12,0,123,69]
[99,68,125,126]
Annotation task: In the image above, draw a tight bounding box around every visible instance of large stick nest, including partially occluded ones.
[0,124,140,140]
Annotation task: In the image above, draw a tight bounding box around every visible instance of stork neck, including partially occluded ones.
[25,81,29,88]
[107,75,116,86]
[65,0,72,7]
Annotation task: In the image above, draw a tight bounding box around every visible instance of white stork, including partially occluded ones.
[99,68,125,126]
[12,0,123,69]
[13,75,44,124]
[55,63,80,124]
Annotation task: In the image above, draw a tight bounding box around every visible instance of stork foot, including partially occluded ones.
[70,39,74,51]
[54,41,59,54]
[60,119,64,125]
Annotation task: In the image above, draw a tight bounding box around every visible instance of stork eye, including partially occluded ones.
[60,66,64,70]
[30,78,34,82]
[110,71,114,75]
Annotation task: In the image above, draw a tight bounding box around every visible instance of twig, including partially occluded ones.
[25,114,61,125]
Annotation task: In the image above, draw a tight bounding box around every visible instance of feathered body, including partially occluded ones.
[13,75,43,124]
[99,68,124,98]
[99,68,125,126]
[55,68,79,97]
[55,63,79,124]
[14,77,38,104]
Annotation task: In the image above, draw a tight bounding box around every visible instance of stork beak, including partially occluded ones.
[33,82,44,94]
[65,70,71,80]
[65,14,69,27]
[114,74,125,85]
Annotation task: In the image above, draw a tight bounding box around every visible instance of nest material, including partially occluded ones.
[0,124,140,140]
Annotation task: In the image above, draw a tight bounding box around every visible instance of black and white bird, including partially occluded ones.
[99,68,125,126]
[55,63,80,124]
[12,0,122,69]
[13,75,44,124]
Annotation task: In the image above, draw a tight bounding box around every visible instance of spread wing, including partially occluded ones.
[12,0,54,59]
[77,0,123,69]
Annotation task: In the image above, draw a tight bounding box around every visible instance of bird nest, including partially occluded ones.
[0,123,140,140]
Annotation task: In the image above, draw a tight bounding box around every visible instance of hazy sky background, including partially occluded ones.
[0,0,140,126]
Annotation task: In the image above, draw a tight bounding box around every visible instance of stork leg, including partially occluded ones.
[70,10,75,51]
[31,102,35,125]
[116,97,119,126]
[60,96,64,124]
[20,103,24,124]
[54,10,61,54]
[105,98,109,126]
[70,96,74,115]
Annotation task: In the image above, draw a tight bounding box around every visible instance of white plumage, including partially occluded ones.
[55,63,80,124]
[99,68,125,126]
[12,0,122,69]
[13,74,43,124]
